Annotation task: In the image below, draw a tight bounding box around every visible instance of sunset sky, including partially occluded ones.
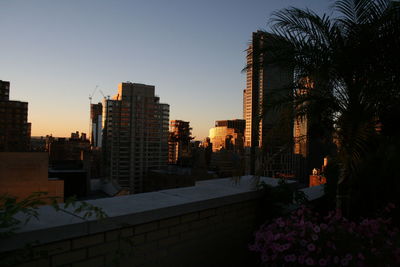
[0,0,330,140]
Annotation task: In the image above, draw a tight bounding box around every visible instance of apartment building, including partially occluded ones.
[102,82,169,193]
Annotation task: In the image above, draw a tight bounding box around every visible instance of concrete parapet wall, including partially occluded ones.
[0,176,319,266]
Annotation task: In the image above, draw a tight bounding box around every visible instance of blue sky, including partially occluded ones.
[0,0,331,139]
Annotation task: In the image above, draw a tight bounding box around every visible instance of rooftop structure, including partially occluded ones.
[0,80,31,152]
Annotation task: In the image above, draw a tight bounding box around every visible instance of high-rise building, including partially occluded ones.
[209,119,245,152]
[215,119,245,135]
[243,32,294,175]
[90,102,103,148]
[168,120,192,164]
[0,80,31,152]
[102,82,169,193]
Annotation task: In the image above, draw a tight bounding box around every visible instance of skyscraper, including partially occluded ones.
[102,82,169,193]
[90,102,103,148]
[0,80,31,152]
[243,32,294,175]
[168,120,192,164]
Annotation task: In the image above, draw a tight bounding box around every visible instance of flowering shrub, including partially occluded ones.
[250,204,400,266]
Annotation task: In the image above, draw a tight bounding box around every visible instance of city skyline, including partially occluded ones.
[0,0,330,139]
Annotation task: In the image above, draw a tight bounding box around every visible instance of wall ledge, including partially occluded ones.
[0,176,307,252]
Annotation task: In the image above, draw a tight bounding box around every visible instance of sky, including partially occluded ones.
[0,0,331,140]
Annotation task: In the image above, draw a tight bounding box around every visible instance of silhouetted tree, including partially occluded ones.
[256,0,400,216]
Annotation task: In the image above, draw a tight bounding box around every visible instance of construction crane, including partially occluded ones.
[99,89,110,100]
[89,85,99,104]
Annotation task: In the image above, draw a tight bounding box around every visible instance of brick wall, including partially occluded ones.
[10,199,259,267]
[0,152,64,201]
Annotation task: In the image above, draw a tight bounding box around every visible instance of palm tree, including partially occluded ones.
[258,0,400,215]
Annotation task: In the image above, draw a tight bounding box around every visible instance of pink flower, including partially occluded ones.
[271,243,280,252]
[313,225,321,233]
[284,255,292,262]
[307,243,316,252]
[357,253,365,260]
[276,218,283,224]
[255,232,263,239]
[285,255,296,262]
[335,209,342,220]
[298,255,305,264]
[261,254,269,262]
[345,253,353,261]
[297,208,304,216]
[248,244,256,251]
[320,223,328,230]
[318,258,328,266]
[305,257,315,266]
[312,234,319,241]
[265,231,273,241]
[333,256,339,264]
[361,219,369,226]
[341,258,349,266]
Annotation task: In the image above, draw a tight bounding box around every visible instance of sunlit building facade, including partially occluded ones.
[215,119,245,135]
[293,80,312,157]
[293,78,332,179]
[102,83,169,193]
[243,32,294,175]
[209,119,245,152]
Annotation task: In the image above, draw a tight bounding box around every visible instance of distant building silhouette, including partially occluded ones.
[47,131,90,163]
[168,120,193,165]
[102,82,169,193]
[46,132,91,199]
[0,80,31,152]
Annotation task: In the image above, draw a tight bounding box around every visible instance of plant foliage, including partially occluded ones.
[257,0,400,215]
